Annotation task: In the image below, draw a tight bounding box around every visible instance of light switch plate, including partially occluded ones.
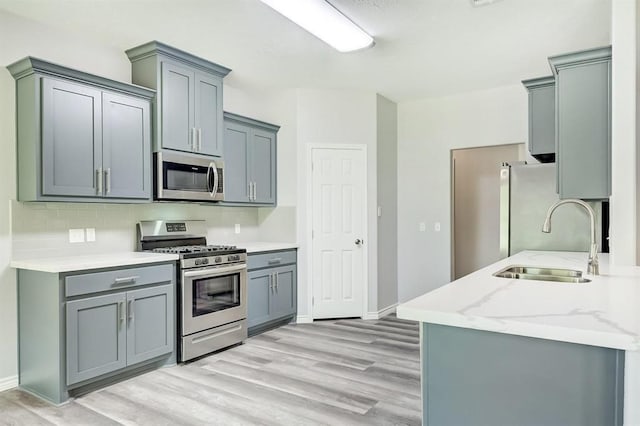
[234,224,241,234]
[86,228,96,242]
[69,228,85,243]
[419,222,426,232]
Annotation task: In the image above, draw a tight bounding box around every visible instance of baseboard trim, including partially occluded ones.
[363,303,398,320]
[296,315,313,324]
[378,303,398,318]
[0,375,18,392]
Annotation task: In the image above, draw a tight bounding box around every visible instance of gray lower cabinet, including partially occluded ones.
[8,57,154,202]
[522,76,555,160]
[549,46,612,200]
[247,250,297,334]
[17,262,175,404]
[223,112,279,205]
[421,323,624,426]
[126,41,231,157]
[66,284,173,385]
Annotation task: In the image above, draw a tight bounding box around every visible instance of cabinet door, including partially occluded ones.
[249,128,276,204]
[66,293,126,385]
[161,62,195,152]
[557,61,611,199]
[271,265,297,320]
[247,270,272,328]
[126,284,174,366]
[194,72,223,156]
[41,78,102,197]
[529,84,555,156]
[102,92,151,199]
[223,121,251,202]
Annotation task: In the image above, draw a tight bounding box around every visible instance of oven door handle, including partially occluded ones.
[183,263,247,279]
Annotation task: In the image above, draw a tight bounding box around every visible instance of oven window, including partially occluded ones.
[192,273,240,317]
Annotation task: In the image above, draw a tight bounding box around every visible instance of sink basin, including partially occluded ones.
[493,265,591,283]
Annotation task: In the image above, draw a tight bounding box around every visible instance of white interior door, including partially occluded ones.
[311,146,366,319]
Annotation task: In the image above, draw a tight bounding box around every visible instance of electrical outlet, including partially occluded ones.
[69,228,85,243]
[419,222,426,232]
[434,222,441,232]
[234,224,241,234]
[86,228,96,242]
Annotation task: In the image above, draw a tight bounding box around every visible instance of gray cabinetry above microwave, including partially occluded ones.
[522,76,555,161]
[8,57,154,203]
[549,46,612,200]
[223,112,279,206]
[126,41,231,157]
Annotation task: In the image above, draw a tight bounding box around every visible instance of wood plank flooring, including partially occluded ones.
[0,315,420,426]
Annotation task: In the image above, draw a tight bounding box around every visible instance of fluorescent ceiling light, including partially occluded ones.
[260,0,374,53]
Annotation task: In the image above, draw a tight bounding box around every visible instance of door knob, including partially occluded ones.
[355,239,362,246]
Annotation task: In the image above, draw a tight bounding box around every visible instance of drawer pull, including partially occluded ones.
[267,258,282,265]
[114,276,139,285]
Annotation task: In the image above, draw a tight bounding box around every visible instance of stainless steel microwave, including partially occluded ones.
[155,151,224,202]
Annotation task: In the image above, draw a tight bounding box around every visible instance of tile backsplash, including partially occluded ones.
[11,201,296,259]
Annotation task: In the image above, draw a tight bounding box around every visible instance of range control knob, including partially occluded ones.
[215,257,222,263]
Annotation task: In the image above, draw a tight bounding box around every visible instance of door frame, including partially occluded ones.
[306,143,369,320]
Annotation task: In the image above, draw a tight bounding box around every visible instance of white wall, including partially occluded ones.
[376,95,398,311]
[397,85,527,302]
[295,89,378,320]
[0,10,295,387]
[610,0,637,266]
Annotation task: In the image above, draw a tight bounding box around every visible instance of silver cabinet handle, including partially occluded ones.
[198,128,202,152]
[114,276,139,285]
[96,168,103,195]
[119,301,125,324]
[247,182,251,200]
[275,273,278,292]
[191,127,197,151]
[252,182,256,201]
[105,167,111,194]
[268,258,282,265]
[269,274,273,292]
[127,300,134,323]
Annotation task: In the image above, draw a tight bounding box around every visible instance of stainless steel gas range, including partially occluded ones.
[137,220,247,362]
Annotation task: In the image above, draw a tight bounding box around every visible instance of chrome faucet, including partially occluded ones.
[542,199,599,275]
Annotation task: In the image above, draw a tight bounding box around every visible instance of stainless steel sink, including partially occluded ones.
[493,265,591,283]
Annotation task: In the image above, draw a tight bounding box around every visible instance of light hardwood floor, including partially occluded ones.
[0,315,421,426]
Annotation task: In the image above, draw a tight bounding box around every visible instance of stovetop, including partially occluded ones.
[152,245,238,255]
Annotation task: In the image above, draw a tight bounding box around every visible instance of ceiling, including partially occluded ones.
[0,0,612,102]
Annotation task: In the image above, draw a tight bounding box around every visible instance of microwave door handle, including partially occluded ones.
[206,163,213,194]
[183,263,247,279]
[210,162,219,197]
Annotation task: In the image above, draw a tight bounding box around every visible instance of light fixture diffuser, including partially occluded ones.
[260,0,374,53]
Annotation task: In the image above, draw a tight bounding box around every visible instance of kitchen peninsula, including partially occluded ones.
[397,251,640,426]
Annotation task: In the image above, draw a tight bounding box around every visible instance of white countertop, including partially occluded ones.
[397,251,640,351]
[236,242,298,254]
[10,252,179,273]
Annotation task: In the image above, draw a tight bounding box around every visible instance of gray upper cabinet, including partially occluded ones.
[522,76,555,161]
[549,46,612,200]
[126,41,230,157]
[8,57,154,203]
[102,92,152,199]
[223,112,279,206]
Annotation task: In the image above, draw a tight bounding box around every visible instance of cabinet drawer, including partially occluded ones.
[247,250,296,270]
[65,263,174,297]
